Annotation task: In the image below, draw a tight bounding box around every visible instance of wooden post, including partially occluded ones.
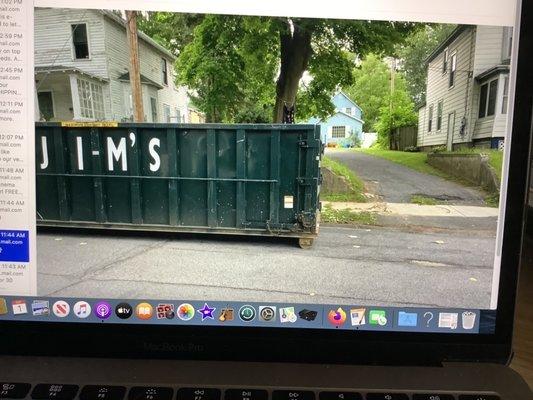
[126,10,144,122]
[389,58,396,150]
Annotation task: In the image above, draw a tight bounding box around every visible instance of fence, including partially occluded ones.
[390,126,418,151]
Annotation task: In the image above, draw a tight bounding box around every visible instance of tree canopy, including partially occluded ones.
[374,72,418,147]
[175,15,278,122]
[139,12,418,122]
[343,54,390,132]
[395,24,456,105]
[137,12,204,57]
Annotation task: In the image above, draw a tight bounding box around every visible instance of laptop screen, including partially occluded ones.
[0,0,521,335]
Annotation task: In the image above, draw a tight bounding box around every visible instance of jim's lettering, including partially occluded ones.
[38,132,163,173]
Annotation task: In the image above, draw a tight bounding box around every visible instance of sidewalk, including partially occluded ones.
[323,201,500,218]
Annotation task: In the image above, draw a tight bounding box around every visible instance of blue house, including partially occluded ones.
[308,92,364,146]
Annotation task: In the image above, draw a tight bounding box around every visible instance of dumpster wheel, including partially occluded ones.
[298,238,314,249]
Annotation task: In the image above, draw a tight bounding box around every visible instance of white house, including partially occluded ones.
[34,8,203,123]
[417,25,512,151]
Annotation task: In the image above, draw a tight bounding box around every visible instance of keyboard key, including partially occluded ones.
[129,387,173,400]
[31,384,79,400]
[412,395,455,400]
[225,390,268,400]
[177,388,221,400]
[0,383,31,399]
[458,396,500,400]
[272,391,315,400]
[320,392,362,400]
[366,394,408,400]
[80,386,127,400]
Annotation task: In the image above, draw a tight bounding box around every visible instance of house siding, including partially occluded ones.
[471,73,509,140]
[418,25,510,149]
[321,113,363,143]
[472,26,505,77]
[308,92,364,145]
[419,27,476,148]
[35,8,109,79]
[417,105,427,147]
[470,26,508,141]
[35,8,113,119]
[35,8,196,123]
[103,14,189,122]
[36,75,74,121]
[331,92,363,120]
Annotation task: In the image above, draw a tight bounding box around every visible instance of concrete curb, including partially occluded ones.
[323,201,499,218]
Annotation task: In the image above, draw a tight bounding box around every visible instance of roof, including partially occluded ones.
[118,72,164,89]
[312,110,364,125]
[335,91,362,110]
[475,65,510,82]
[101,10,176,61]
[35,65,109,82]
[425,25,473,65]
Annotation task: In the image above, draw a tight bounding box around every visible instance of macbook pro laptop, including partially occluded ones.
[0,0,532,399]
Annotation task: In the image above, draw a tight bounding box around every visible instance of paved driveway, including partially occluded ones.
[326,149,486,205]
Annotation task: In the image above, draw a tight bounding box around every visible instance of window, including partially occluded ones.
[161,58,168,85]
[331,126,346,138]
[449,53,457,87]
[487,80,498,116]
[502,27,513,60]
[175,108,181,123]
[163,104,171,123]
[437,101,443,131]
[428,105,434,132]
[71,23,89,59]
[442,48,449,74]
[478,79,498,118]
[77,78,105,120]
[150,97,158,122]
[37,92,54,121]
[502,76,509,114]
[345,107,352,115]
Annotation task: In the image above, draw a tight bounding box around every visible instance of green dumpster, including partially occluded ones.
[35,122,322,248]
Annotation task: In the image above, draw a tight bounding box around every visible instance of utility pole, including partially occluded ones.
[126,10,144,122]
[389,57,396,149]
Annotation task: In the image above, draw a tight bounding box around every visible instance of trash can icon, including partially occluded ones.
[462,311,476,330]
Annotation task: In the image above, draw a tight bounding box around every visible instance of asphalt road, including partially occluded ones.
[37,225,495,308]
[326,149,486,205]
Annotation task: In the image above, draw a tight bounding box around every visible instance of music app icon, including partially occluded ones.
[73,301,91,319]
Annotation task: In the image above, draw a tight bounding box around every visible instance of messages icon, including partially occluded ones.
[397,311,418,327]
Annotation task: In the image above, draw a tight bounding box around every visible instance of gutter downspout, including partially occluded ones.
[464,27,476,145]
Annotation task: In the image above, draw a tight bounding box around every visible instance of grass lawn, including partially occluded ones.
[321,204,376,225]
[321,156,367,202]
[410,195,439,205]
[356,148,447,178]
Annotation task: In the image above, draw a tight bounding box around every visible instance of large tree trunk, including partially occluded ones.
[273,21,313,123]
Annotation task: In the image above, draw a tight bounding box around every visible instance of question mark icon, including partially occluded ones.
[423,312,434,327]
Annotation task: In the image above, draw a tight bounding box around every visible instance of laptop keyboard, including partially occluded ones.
[0,383,501,400]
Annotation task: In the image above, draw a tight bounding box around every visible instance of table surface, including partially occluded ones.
[510,235,533,389]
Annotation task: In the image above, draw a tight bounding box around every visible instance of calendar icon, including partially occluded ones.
[12,300,28,315]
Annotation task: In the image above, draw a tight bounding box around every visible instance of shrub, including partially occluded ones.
[431,145,447,153]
